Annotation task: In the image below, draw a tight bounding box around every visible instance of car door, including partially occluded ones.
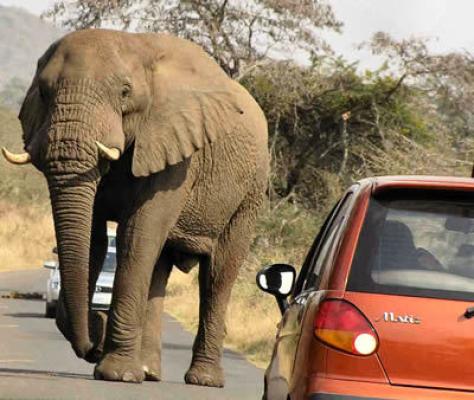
[265,191,355,400]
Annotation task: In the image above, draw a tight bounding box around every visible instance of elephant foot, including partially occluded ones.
[184,361,224,388]
[94,354,145,383]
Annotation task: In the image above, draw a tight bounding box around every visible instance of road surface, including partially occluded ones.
[0,269,263,399]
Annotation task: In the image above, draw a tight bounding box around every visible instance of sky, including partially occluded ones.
[328,0,474,68]
[2,0,474,69]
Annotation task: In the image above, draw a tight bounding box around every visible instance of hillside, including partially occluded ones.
[0,6,62,91]
[0,106,48,204]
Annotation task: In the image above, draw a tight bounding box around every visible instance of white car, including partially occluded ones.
[91,246,116,311]
[44,229,117,318]
[44,260,60,318]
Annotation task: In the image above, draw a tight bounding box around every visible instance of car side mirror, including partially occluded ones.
[256,264,296,314]
[43,261,58,270]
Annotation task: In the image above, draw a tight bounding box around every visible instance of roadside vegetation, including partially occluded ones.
[0,106,53,272]
[0,0,473,367]
[0,201,54,271]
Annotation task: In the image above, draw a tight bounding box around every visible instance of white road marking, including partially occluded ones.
[0,324,18,328]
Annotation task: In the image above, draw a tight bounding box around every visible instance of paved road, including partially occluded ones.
[0,269,263,399]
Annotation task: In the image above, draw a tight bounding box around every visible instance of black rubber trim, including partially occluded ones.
[308,394,386,400]
[91,304,109,311]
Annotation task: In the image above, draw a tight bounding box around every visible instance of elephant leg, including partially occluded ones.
[140,250,172,381]
[94,162,190,383]
[185,197,258,388]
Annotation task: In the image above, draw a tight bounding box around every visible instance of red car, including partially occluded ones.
[258,176,474,400]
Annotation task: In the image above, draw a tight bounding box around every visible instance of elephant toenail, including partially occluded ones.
[123,371,135,382]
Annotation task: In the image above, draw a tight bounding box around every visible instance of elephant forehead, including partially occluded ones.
[60,29,126,56]
[43,31,132,81]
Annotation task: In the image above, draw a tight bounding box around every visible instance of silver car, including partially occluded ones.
[91,246,116,311]
[44,230,117,317]
[44,260,60,318]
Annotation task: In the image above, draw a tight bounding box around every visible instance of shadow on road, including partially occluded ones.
[5,312,45,318]
[162,342,245,362]
[0,292,44,301]
[0,367,92,381]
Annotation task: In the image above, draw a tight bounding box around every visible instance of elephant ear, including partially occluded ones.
[20,41,59,155]
[20,78,44,151]
[131,46,245,177]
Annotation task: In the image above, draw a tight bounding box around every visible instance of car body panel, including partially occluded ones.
[308,377,474,399]
[262,175,474,400]
[265,185,363,399]
[327,184,371,291]
[91,270,115,310]
[345,291,474,392]
[44,232,117,317]
[45,261,60,304]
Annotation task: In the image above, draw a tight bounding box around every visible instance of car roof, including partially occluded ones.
[356,175,474,194]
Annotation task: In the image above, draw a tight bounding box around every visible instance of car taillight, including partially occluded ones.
[314,299,378,356]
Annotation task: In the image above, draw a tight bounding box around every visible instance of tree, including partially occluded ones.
[364,32,474,138]
[44,0,342,77]
[241,57,449,208]
[363,32,474,167]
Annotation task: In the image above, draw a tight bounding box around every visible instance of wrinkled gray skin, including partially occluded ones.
[10,29,268,387]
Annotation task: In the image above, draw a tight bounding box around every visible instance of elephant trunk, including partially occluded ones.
[46,88,106,358]
[49,181,98,358]
[43,80,122,358]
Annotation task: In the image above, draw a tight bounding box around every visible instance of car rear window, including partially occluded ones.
[348,189,474,301]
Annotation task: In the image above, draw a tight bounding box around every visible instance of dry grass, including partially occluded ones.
[0,202,55,271]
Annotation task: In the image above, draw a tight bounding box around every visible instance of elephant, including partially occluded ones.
[2,29,269,387]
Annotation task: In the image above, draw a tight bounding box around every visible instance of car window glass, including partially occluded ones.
[348,189,474,301]
[303,193,353,290]
[293,199,343,295]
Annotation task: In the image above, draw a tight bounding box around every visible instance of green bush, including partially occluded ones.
[241,58,466,210]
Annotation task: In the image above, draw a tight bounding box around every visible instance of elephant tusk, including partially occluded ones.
[1,147,31,165]
[96,141,121,161]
